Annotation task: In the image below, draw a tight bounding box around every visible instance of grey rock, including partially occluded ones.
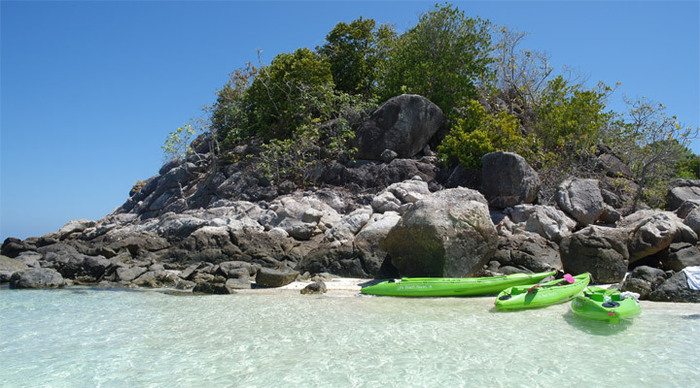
[493,232,562,272]
[649,271,700,303]
[507,205,576,243]
[683,206,700,235]
[192,280,235,294]
[83,255,111,279]
[16,252,42,268]
[9,268,65,288]
[560,226,630,283]
[481,152,540,209]
[356,94,445,160]
[556,178,605,225]
[255,267,299,287]
[667,180,700,211]
[675,200,700,219]
[0,255,29,282]
[116,266,148,282]
[383,188,498,277]
[380,149,398,163]
[662,243,700,272]
[217,261,258,277]
[624,210,698,263]
[1,238,36,258]
[57,219,95,238]
[300,281,327,295]
[620,277,654,299]
[354,212,401,275]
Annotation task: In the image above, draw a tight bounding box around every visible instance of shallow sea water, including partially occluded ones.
[1,287,699,387]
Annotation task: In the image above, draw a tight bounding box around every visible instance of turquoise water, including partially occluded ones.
[1,288,699,387]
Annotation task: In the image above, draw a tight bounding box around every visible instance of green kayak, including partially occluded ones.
[359,271,556,297]
[571,287,641,323]
[495,273,590,311]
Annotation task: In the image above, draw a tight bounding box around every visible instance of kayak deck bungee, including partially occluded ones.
[359,271,556,297]
[571,287,641,323]
[495,273,591,311]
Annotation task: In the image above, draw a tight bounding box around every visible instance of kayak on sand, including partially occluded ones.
[495,273,591,311]
[360,271,556,297]
[571,286,641,323]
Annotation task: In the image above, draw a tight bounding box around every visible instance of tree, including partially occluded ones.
[378,4,492,115]
[604,98,698,207]
[246,48,335,140]
[318,18,395,96]
[486,27,554,129]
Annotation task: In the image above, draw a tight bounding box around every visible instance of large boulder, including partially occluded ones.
[492,231,562,272]
[556,178,605,225]
[683,206,700,235]
[560,226,630,283]
[355,94,445,160]
[667,179,700,211]
[649,271,700,303]
[620,266,667,299]
[481,152,540,208]
[255,268,299,287]
[370,178,431,214]
[621,210,698,263]
[354,211,402,275]
[9,268,65,289]
[0,255,29,282]
[382,188,497,277]
[507,205,576,243]
[661,243,700,272]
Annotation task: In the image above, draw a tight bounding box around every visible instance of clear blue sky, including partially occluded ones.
[1,1,698,240]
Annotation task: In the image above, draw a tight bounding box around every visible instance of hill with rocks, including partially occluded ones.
[2,5,699,302]
[2,93,699,302]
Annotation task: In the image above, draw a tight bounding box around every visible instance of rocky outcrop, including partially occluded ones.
[370,178,430,214]
[506,204,576,243]
[492,231,561,273]
[661,243,700,272]
[354,211,401,273]
[0,255,29,282]
[9,268,65,289]
[621,210,697,263]
[620,266,668,299]
[667,179,700,211]
[560,226,629,283]
[649,271,700,303]
[382,188,497,277]
[355,94,445,160]
[481,152,540,209]
[255,268,299,287]
[556,178,605,225]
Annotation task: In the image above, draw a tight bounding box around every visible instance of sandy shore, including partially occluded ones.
[236,277,700,313]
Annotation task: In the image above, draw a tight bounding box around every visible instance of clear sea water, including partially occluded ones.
[1,287,698,388]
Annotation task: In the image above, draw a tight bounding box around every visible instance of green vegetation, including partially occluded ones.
[172,3,697,200]
[377,4,492,115]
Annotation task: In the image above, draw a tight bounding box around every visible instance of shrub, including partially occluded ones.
[378,4,492,115]
[438,100,520,168]
[318,17,395,97]
[246,48,335,141]
[162,124,197,161]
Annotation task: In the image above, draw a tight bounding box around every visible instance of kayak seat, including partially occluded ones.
[589,293,606,302]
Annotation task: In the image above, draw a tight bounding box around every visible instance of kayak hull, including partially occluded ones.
[495,273,591,311]
[360,271,556,297]
[571,287,641,323]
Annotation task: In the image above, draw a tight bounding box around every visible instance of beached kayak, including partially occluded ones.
[495,273,590,310]
[359,271,556,297]
[571,287,641,323]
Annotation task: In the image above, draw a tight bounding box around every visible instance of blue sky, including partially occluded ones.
[1,1,699,239]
